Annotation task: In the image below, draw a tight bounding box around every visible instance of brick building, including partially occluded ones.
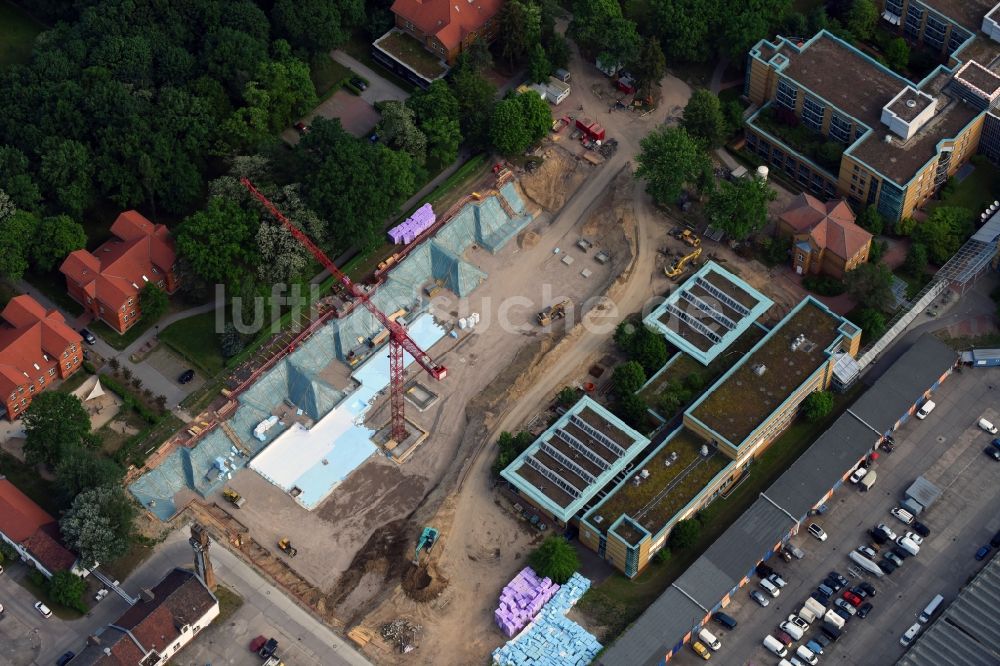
[778,194,873,278]
[60,211,177,335]
[0,478,79,578]
[0,295,83,421]
[390,0,502,64]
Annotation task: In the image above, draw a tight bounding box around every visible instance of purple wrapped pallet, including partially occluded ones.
[388,203,436,245]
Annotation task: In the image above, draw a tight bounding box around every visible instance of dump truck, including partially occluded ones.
[222,488,245,508]
[538,300,570,326]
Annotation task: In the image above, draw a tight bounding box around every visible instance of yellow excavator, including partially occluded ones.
[664,247,702,279]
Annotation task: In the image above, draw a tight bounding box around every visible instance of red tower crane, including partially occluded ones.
[239,178,446,444]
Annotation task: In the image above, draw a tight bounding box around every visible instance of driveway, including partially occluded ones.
[331,50,409,106]
[1,527,371,666]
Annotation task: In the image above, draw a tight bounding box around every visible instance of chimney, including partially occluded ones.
[141,588,155,603]
[87,635,102,646]
[189,523,217,591]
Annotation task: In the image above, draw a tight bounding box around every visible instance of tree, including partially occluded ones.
[376,101,427,164]
[54,447,123,502]
[0,210,38,281]
[620,325,670,375]
[528,44,551,83]
[669,518,701,550]
[635,126,709,206]
[23,392,91,468]
[857,206,884,235]
[0,146,41,211]
[802,390,834,421]
[175,198,260,291]
[617,392,648,427]
[572,0,627,56]
[855,306,886,339]
[0,189,14,224]
[31,215,87,272]
[451,67,496,151]
[612,361,646,396]
[650,0,718,63]
[498,0,542,65]
[39,140,95,217]
[631,38,666,95]
[846,0,878,40]
[557,387,580,408]
[544,33,571,70]
[59,486,135,566]
[220,322,246,358]
[895,217,917,236]
[48,570,87,613]
[491,430,534,476]
[913,206,973,264]
[528,536,580,584]
[706,177,776,241]
[139,284,169,322]
[903,242,928,278]
[717,0,791,60]
[845,262,895,312]
[682,90,727,148]
[271,0,363,53]
[884,37,910,72]
[490,92,550,155]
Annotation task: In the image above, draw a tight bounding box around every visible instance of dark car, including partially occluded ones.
[880,557,898,574]
[811,591,831,607]
[813,632,832,649]
[858,581,877,597]
[857,602,873,619]
[817,583,835,597]
[891,546,911,560]
[713,611,738,629]
[976,545,992,561]
[829,571,849,589]
[756,562,775,579]
[850,585,869,599]
[350,76,367,90]
[870,528,889,545]
[56,653,76,666]
[774,629,794,646]
[293,122,309,134]
[912,522,931,538]
[823,576,843,593]
[991,530,1000,549]
[985,446,1000,461]
[369,132,379,143]
[178,369,195,384]
[79,328,97,345]
[833,606,852,623]
[258,638,278,658]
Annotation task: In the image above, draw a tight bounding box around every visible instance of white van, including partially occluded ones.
[780,621,804,641]
[891,507,915,525]
[795,645,819,665]
[763,634,788,657]
[916,400,936,419]
[979,418,998,434]
[900,622,922,646]
[804,596,826,617]
[824,609,846,629]
[897,536,921,556]
[698,628,721,650]
[759,577,781,597]
[849,466,868,483]
[919,594,945,623]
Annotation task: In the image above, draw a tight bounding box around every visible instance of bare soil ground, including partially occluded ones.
[520,144,589,211]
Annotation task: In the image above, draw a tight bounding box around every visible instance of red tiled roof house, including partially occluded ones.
[0,477,79,578]
[70,568,219,665]
[60,211,177,335]
[0,295,83,421]
[391,0,502,64]
[778,194,873,279]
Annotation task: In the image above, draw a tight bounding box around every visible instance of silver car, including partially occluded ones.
[751,589,770,607]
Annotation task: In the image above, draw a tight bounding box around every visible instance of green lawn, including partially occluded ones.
[13,569,83,619]
[56,367,94,395]
[101,540,156,582]
[0,451,62,516]
[343,33,418,94]
[929,158,1000,216]
[310,54,353,98]
[159,311,225,375]
[578,384,863,639]
[0,1,43,67]
[91,313,162,351]
[214,584,245,623]
[26,271,83,316]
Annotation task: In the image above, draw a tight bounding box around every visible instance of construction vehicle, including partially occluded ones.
[678,229,701,247]
[222,487,245,509]
[537,299,570,326]
[277,538,297,557]
[241,179,446,446]
[664,247,702,279]
[413,526,439,564]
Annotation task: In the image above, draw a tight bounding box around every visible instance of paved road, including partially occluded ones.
[331,50,409,105]
[0,529,371,666]
[668,364,1000,665]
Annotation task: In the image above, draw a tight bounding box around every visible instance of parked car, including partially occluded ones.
[834,598,857,615]
[891,546,912,560]
[832,606,852,622]
[34,601,52,618]
[774,629,795,646]
[811,591,831,607]
[768,573,788,588]
[751,589,770,607]
[885,551,905,567]
[891,507,915,525]
[857,581,877,597]
[690,640,711,660]
[990,530,1000,549]
[56,653,76,666]
[756,562,775,579]
[984,446,1000,461]
[849,466,868,484]
[817,583,835,598]
[880,557,898,574]
[808,523,828,541]
[870,528,889,545]
[877,523,899,541]
[79,328,97,345]
[842,590,863,607]
[795,645,819,665]
[912,522,931,538]
[900,622,922,646]
[349,76,368,91]
[786,614,810,631]
[975,545,992,561]
[904,532,924,546]
[829,571,849,590]
[978,417,998,434]
[857,545,877,559]
[293,122,309,134]
[178,369,195,384]
[857,602,873,619]
[713,611,737,629]
[806,639,825,655]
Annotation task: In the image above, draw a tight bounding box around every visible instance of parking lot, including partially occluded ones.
[669,365,1000,665]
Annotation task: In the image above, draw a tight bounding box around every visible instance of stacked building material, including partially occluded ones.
[492,573,601,666]
[389,204,436,245]
[494,567,560,637]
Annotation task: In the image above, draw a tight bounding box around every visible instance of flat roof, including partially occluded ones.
[956,60,1000,98]
[922,0,995,32]
[501,397,650,523]
[886,87,935,123]
[897,555,1000,666]
[643,262,773,366]
[688,298,848,449]
[584,429,732,536]
[851,98,981,185]
[782,33,908,130]
[599,334,959,665]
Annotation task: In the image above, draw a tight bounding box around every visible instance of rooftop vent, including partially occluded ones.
[32,363,40,370]
[753,363,767,376]
[906,99,917,108]
[141,275,149,282]
[700,445,710,457]
[884,134,893,144]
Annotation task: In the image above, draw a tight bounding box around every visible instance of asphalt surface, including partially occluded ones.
[667,364,1000,665]
[0,530,370,666]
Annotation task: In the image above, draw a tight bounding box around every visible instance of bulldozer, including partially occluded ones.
[413,526,439,565]
[537,299,570,326]
[277,538,297,557]
[678,229,701,248]
[664,247,702,279]
[222,487,245,508]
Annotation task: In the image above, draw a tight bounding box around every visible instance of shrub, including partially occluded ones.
[48,570,87,613]
[895,217,917,236]
[491,431,534,477]
[528,536,580,584]
[81,361,96,374]
[669,519,701,550]
[802,390,834,421]
[120,366,133,381]
[654,547,672,564]
[802,275,846,296]
[131,378,142,390]
[109,357,120,371]
[616,393,648,428]
[556,386,579,408]
[612,361,646,397]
